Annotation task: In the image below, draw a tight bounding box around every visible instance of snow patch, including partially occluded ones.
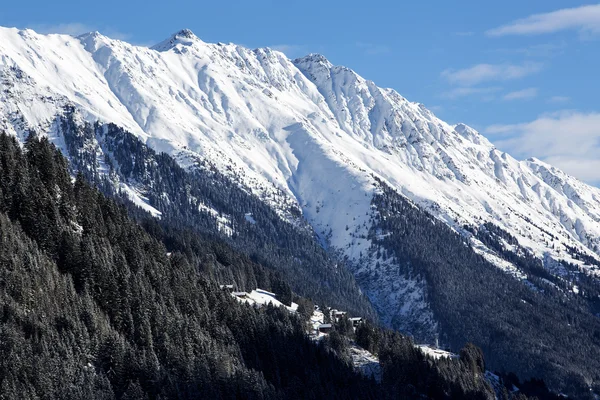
[232,288,296,312]
[417,345,457,360]
[119,183,162,217]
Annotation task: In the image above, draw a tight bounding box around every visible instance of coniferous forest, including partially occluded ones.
[0,131,553,399]
[0,132,378,399]
[369,180,600,399]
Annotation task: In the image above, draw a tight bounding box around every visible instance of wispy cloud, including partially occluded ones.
[487,4,600,37]
[455,31,474,37]
[486,110,600,183]
[442,62,543,86]
[503,87,538,101]
[440,86,501,99]
[269,44,309,58]
[28,23,93,36]
[356,42,391,55]
[548,95,570,104]
[26,23,133,42]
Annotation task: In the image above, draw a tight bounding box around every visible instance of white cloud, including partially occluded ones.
[548,95,570,103]
[356,42,391,55]
[441,62,542,86]
[28,23,94,36]
[486,111,600,183]
[487,4,600,37]
[503,87,538,101]
[26,23,132,41]
[440,86,501,99]
[541,157,600,183]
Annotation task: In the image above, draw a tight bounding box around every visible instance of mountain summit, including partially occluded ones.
[151,28,202,51]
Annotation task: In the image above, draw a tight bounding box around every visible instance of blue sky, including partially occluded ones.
[2,1,600,183]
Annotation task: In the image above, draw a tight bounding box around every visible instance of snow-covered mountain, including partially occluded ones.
[2,26,600,333]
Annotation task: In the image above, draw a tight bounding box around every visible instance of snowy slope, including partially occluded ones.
[232,288,298,312]
[2,26,600,332]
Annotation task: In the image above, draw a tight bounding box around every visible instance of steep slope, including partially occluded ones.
[52,109,376,319]
[2,27,599,276]
[294,53,600,270]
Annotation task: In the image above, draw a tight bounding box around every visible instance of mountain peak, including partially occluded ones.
[293,53,337,83]
[174,28,196,39]
[77,31,105,41]
[293,53,333,68]
[151,28,201,51]
[77,31,112,52]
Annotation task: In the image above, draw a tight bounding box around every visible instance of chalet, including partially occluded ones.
[219,284,234,291]
[232,291,248,299]
[318,324,332,334]
[349,317,363,327]
[330,310,347,322]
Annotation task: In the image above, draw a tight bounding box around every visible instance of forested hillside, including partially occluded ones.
[369,179,600,399]
[48,111,599,399]
[0,132,526,399]
[0,132,383,399]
